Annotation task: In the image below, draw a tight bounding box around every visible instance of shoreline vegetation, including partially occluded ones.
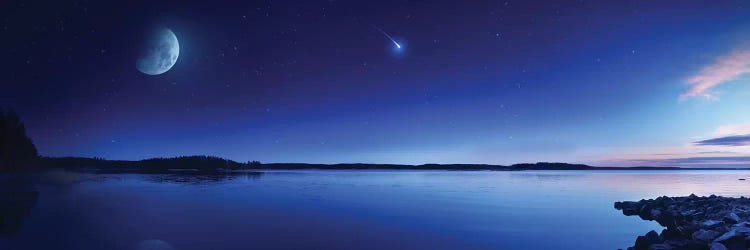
[14,156,750,173]
[2,107,750,173]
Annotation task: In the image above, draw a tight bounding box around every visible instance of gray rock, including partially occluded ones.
[714,229,741,242]
[693,229,722,242]
[615,201,642,216]
[660,228,682,241]
[650,209,662,218]
[616,195,750,250]
[681,209,698,216]
[710,242,728,250]
[724,213,741,224]
[702,220,724,228]
[730,225,750,235]
[647,243,671,250]
[663,239,689,246]
[635,230,661,249]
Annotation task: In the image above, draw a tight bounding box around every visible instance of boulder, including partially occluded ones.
[660,228,683,241]
[616,195,750,250]
[702,220,723,228]
[650,209,662,219]
[635,230,661,249]
[710,242,727,250]
[724,213,740,224]
[616,201,642,216]
[730,225,750,234]
[714,229,741,243]
[647,243,671,250]
[693,229,722,242]
[680,209,701,217]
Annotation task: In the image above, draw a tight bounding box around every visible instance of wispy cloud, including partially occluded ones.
[697,151,735,154]
[596,122,750,167]
[597,152,750,168]
[628,156,750,168]
[682,49,750,99]
[694,134,750,146]
[715,123,750,136]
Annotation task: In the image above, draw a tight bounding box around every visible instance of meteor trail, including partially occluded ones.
[370,25,401,49]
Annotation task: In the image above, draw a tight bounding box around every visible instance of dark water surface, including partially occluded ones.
[2,170,750,250]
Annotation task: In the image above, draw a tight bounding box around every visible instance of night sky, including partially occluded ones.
[3,1,750,167]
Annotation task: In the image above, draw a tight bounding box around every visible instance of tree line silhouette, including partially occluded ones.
[37,155,259,172]
[1,108,702,172]
[0,107,38,171]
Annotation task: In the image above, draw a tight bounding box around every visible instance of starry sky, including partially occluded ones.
[3,1,750,167]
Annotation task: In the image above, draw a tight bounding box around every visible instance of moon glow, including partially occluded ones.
[136,28,179,75]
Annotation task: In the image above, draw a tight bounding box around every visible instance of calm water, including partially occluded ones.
[2,170,750,250]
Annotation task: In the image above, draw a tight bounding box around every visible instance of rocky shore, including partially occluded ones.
[615,195,750,250]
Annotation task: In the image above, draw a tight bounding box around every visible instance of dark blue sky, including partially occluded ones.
[3,1,750,166]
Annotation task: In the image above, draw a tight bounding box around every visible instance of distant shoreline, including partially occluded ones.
[9,156,746,173]
[253,167,750,171]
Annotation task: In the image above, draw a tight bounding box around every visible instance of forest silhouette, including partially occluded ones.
[0,108,38,171]
[1,108,709,172]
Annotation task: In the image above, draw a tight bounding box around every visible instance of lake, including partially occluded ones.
[2,170,750,250]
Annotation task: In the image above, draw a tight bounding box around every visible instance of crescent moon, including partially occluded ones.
[136,28,180,75]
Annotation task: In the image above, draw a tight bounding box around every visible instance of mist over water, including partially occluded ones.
[2,170,749,250]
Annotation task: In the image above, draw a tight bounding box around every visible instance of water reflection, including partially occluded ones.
[144,171,263,184]
[509,171,589,181]
[0,175,39,236]
[3,170,750,250]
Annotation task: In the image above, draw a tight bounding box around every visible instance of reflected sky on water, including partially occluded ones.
[2,170,750,250]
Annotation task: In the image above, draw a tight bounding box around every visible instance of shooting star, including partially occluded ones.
[370,25,401,49]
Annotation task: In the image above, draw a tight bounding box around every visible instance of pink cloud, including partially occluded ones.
[682,49,750,99]
[715,122,750,136]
